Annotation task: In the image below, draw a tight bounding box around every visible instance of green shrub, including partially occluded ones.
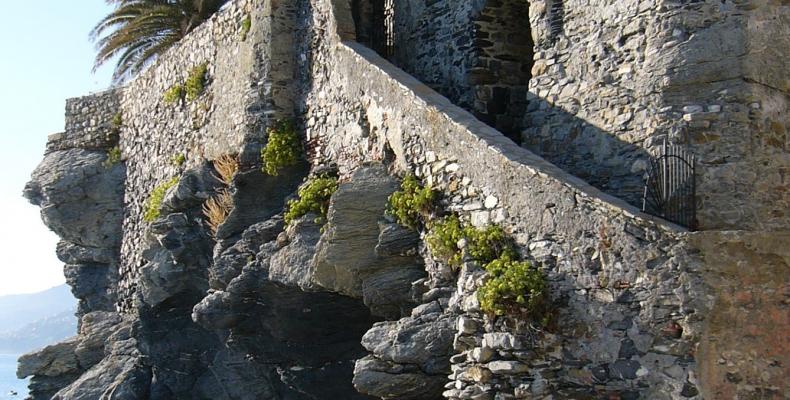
[261,120,303,176]
[465,224,517,266]
[185,63,209,101]
[284,175,338,225]
[426,215,466,266]
[143,176,180,222]
[103,146,122,168]
[426,216,516,268]
[171,153,186,167]
[477,258,546,317]
[387,175,438,229]
[240,15,251,41]
[163,84,184,104]
[111,112,123,129]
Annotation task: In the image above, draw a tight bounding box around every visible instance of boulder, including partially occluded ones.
[312,164,399,297]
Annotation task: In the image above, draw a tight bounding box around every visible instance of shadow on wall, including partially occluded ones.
[522,92,654,210]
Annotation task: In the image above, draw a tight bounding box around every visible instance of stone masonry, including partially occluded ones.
[22,0,790,398]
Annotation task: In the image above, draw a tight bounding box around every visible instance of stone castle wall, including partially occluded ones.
[351,0,789,231]
[45,89,122,154]
[524,0,790,231]
[27,0,789,397]
[303,0,789,397]
[54,0,299,311]
[304,2,703,397]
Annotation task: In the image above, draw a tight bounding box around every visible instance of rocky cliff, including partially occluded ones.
[19,0,789,399]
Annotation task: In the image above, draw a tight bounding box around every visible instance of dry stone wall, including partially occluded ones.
[301,3,707,398]
[524,0,790,231]
[113,0,298,311]
[301,0,789,398]
[45,89,122,154]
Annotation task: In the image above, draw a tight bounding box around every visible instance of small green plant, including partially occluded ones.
[426,216,516,268]
[163,84,184,104]
[111,112,123,129]
[261,120,303,176]
[477,258,546,317]
[143,176,180,222]
[426,215,466,266]
[240,15,252,41]
[171,153,186,167]
[103,146,122,168]
[387,175,438,229]
[465,224,517,266]
[185,63,209,101]
[284,175,338,225]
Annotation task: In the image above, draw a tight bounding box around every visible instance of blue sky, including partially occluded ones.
[0,1,115,295]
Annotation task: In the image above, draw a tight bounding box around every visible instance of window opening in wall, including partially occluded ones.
[352,0,394,59]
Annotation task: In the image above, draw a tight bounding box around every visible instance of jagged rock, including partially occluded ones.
[52,338,149,400]
[353,355,447,400]
[362,267,425,319]
[268,214,322,290]
[355,304,455,399]
[73,312,124,368]
[56,241,115,265]
[138,213,213,308]
[64,263,117,314]
[23,148,125,249]
[375,223,420,257]
[161,161,223,213]
[312,164,400,297]
[18,338,81,379]
[215,165,306,240]
[209,216,284,290]
[192,290,239,330]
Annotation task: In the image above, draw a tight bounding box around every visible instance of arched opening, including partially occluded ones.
[471,0,534,144]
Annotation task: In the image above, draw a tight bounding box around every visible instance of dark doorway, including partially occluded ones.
[351,0,394,59]
[471,0,534,144]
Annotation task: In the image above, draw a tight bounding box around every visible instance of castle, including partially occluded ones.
[21,0,788,399]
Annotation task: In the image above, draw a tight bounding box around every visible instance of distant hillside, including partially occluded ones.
[0,285,76,334]
[0,310,77,354]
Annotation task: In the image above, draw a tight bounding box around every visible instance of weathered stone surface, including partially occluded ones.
[268,214,322,290]
[18,338,81,379]
[693,231,790,399]
[23,148,124,249]
[353,355,447,400]
[353,271,454,399]
[312,164,400,296]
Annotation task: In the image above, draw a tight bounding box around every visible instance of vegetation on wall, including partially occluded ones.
[212,154,238,185]
[185,63,209,101]
[426,216,516,268]
[110,112,123,137]
[478,258,546,317]
[103,146,122,169]
[284,174,338,225]
[163,84,185,104]
[143,176,180,222]
[162,63,209,104]
[203,189,233,236]
[240,14,252,41]
[387,175,439,229]
[261,120,303,176]
[171,153,186,167]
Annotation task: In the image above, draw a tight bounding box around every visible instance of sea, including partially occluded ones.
[0,354,27,400]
